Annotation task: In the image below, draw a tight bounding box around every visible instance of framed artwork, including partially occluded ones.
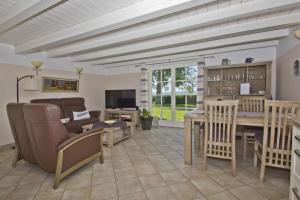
[42,77,79,92]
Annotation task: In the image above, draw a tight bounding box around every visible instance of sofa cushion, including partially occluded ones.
[73,110,90,121]
[61,98,86,120]
[31,98,64,118]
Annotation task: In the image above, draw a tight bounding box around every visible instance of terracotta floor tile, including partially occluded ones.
[139,174,166,190]
[116,177,143,195]
[0,127,290,200]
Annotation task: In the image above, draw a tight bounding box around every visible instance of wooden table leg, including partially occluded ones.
[184,117,192,165]
[194,121,200,150]
[130,123,134,136]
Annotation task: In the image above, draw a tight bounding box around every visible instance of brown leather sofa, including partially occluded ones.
[6,103,36,166]
[6,103,104,189]
[31,97,100,133]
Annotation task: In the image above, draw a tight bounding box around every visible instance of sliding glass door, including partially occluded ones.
[151,64,197,126]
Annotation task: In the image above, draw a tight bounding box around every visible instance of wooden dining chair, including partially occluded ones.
[254,100,300,182]
[237,96,266,160]
[203,100,239,176]
[238,96,265,112]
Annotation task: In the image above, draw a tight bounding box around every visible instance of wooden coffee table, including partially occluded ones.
[82,122,133,147]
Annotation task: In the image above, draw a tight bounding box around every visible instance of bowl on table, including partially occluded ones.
[104,120,117,125]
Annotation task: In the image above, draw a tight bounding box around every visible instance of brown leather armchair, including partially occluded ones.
[22,103,104,188]
[6,103,36,166]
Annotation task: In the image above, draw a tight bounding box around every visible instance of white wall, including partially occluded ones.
[277,25,300,57]
[276,25,300,100]
[104,73,140,107]
[0,43,103,75]
[0,63,105,146]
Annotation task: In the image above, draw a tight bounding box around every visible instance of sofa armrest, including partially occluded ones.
[89,110,101,119]
[53,128,104,188]
[56,128,104,173]
[57,128,102,151]
[64,121,82,133]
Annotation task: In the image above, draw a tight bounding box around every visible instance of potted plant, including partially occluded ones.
[140,109,153,130]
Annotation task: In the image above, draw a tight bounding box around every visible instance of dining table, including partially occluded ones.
[184,109,265,165]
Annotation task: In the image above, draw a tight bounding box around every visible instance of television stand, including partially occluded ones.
[104,109,140,128]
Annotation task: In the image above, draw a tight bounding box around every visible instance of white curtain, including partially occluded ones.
[139,67,149,110]
[197,60,205,110]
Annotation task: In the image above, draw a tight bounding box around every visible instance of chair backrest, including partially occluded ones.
[204,100,239,159]
[262,100,300,169]
[31,98,64,118]
[23,103,69,173]
[237,96,266,112]
[61,98,86,120]
[6,103,36,163]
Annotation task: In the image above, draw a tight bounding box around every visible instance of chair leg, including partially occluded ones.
[231,144,237,177]
[254,141,258,167]
[243,133,247,160]
[231,158,237,177]
[259,160,266,182]
[200,128,204,157]
[259,149,266,182]
[194,124,200,150]
[53,151,63,189]
[203,140,207,170]
[203,154,207,170]
[99,132,104,164]
[99,152,104,164]
[11,148,19,167]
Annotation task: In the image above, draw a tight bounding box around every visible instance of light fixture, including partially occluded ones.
[75,67,83,79]
[17,75,34,103]
[31,60,43,76]
[295,30,300,39]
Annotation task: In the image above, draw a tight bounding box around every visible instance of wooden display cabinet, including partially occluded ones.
[204,61,272,100]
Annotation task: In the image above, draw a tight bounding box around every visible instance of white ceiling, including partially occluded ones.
[0,0,17,16]
[0,0,299,74]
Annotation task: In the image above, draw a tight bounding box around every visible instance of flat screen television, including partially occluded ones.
[105,89,136,109]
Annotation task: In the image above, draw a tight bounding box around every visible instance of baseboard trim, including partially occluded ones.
[0,143,15,151]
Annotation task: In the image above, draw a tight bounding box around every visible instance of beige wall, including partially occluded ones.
[276,44,300,100]
[104,73,140,107]
[0,63,105,146]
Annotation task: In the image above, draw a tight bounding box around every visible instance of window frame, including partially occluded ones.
[149,62,198,124]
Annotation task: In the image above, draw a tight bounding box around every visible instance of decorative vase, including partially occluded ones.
[141,116,153,130]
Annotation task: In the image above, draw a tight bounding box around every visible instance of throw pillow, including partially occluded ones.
[73,110,90,121]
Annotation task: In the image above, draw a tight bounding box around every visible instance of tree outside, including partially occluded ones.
[151,66,197,121]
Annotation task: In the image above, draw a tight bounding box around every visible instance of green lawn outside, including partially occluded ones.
[152,105,195,122]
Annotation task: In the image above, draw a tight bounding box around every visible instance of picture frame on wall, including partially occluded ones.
[42,77,79,92]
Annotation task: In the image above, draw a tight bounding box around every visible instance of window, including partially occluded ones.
[175,66,197,121]
[151,64,197,123]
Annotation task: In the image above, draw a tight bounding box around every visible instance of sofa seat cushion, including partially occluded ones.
[62,98,86,120]
[65,117,99,133]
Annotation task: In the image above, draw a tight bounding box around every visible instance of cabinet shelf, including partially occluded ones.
[204,61,272,100]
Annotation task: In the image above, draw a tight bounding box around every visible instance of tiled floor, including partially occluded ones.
[0,127,290,200]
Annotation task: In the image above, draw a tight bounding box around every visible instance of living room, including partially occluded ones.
[0,0,300,200]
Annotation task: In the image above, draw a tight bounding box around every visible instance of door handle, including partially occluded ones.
[293,187,300,200]
[294,150,300,158]
[295,135,300,143]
